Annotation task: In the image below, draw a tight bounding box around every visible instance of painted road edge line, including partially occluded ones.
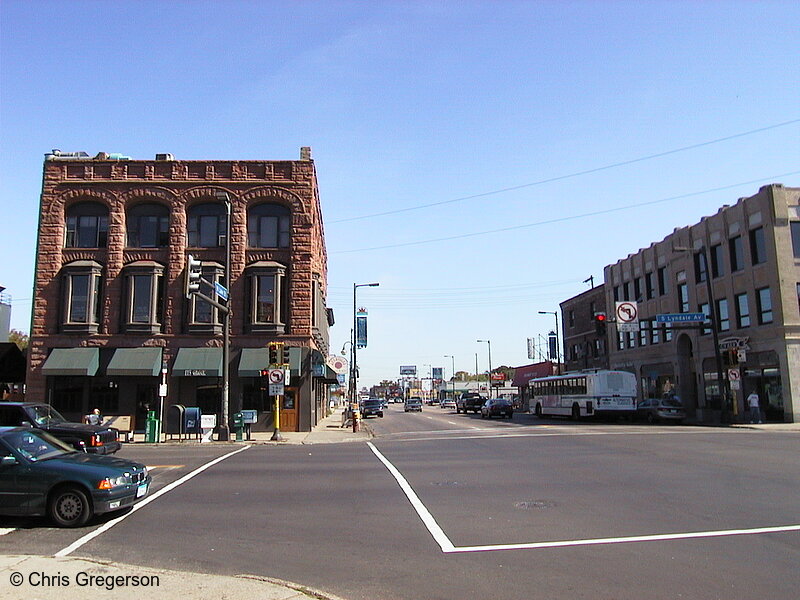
[451,524,800,553]
[55,445,251,558]
[367,442,455,553]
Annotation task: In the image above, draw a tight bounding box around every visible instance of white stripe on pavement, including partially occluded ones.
[0,528,15,536]
[449,524,800,553]
[368,442,800,554]
[55,445,250,558]
[367,442,455,553]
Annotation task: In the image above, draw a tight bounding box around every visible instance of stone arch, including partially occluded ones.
[119,186,177,209]
[47,187,117,219]
[241,186,311,226]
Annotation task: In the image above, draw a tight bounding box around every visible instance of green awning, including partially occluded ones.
[321,365,339,384]
[238,348,270,377]
[173,348,222,377]
[41,348,99,376]
[107,347,163,377]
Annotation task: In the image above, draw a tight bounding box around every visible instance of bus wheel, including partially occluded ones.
[571,404,581,420]
[535,403,543,418]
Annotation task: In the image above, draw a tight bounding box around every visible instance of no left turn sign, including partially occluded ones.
[268,369,284,384]
[616,301,639,324]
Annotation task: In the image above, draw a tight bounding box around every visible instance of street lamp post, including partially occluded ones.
[352,282,379,431]
[539,311,561,375]
[214,190,232,441]
[476,340,492,398]
[444,355,455,402]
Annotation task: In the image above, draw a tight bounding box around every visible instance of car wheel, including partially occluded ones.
[49,485,91,528]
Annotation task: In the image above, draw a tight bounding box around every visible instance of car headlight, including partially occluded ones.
[97,475,130,490]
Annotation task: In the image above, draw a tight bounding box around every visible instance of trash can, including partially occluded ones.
[233,412,244,441]
[144,410,160,443]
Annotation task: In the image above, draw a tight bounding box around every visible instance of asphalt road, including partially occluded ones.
[3,403,799,600]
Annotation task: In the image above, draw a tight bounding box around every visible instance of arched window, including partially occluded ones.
[247,203,290,248]
[65,202,109,248]
[127,203,170,248]
[187,203,227,248]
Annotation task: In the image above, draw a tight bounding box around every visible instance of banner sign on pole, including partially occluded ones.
[356,308,368,348]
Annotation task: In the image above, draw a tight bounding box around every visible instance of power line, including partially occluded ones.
[332,170,800,254]
[328,118,800,224]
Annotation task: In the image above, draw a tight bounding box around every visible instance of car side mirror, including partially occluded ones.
[1,456,18,467]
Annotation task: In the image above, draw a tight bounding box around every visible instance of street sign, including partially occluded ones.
[615,301,639,324]
[214,281,229,301]
[728,368,741,391]
[269,383,284,396]
[268,369,284,384]
[656,313,706,323]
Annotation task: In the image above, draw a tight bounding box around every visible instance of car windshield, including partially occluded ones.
[3,429,76,462]
[28,404,67,426]
[362,400,382,406]
[661,398,683,408]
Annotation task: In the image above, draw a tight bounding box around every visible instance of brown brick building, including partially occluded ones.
[27,148,335,433]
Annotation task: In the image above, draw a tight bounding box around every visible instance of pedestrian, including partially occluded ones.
[746,390,761,424]
[84,407,102,426]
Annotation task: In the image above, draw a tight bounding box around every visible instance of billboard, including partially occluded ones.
[399,365,417,376]
[432,367,443,380]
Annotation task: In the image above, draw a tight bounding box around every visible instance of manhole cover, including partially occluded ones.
[514,500,555,510]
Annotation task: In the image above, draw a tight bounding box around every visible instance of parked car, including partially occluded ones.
[636,396,686,424]
[456,393,486,414]
[0,402,121,454]
[404,397,423,412]
[359,398,384,418]
[0,426,150,527]
[481,397,514,419]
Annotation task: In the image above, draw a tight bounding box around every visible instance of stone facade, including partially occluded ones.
[28,149,332,433]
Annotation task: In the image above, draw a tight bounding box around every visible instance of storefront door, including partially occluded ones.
[279,390,298,432]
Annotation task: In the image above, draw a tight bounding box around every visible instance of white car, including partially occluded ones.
[440,398,456,409]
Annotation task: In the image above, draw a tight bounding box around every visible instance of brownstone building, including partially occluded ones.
[27,148,335,433]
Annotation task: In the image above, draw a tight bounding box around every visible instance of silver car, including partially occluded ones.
[637,396,685,424]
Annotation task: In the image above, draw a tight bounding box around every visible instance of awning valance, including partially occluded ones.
[107,347,163,377]
[173,348,222,377]
[41,348,99,376]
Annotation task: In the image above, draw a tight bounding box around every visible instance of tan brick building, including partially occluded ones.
[27,148,335,433]
[602,184,800,423]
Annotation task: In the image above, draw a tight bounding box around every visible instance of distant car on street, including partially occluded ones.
[456,393,486,414]
[636,396,685,424]
[0,426,150,527]
[481,397,514,419]
[440,397,456,409]
[404,397,423,412]
[360,398,384,418]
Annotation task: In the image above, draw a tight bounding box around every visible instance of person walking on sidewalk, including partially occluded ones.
[747,390,762,424]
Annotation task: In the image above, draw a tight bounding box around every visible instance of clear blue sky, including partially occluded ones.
[2,1,799,388]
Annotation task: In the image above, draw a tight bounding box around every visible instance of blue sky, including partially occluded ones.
[2,1,799,388]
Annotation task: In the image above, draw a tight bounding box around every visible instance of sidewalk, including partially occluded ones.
[127,406,373,446]
[0,554,347,600]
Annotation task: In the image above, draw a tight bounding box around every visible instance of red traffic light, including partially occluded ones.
[594,312,606,322]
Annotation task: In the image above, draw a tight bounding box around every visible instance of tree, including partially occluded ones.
[8,329,28,351]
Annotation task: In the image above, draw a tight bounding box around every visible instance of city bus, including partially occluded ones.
[529,370,637,419]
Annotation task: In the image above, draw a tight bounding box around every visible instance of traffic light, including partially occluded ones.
[268,342,279,366]
[593,312,607,335]
[282,345,291,366]
[184,254,202,298]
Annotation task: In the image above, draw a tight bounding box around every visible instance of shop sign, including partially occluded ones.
[185,369,207,376]
[719,336,750,351]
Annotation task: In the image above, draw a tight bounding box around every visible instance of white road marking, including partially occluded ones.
[367,442,454,553]
[450,524,800,553]
[368,441,800,554]
[0,528,15,536]
[55,445,250,557]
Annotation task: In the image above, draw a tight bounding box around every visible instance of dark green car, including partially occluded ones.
[0,426,150,527]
